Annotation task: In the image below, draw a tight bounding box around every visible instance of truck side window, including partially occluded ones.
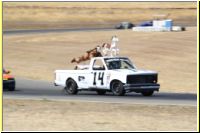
[93,59,105,70]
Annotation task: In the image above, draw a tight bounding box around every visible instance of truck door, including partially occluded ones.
[89,59,107,89]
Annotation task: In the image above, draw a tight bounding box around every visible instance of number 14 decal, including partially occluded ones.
[93,72,104,85]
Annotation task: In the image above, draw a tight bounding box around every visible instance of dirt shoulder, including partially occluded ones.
[3,27,197,93]
[3,99,197,131]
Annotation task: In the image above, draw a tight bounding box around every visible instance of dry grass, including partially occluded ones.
[3,2,197,30]
[3,99,197,131]
[3,2,197,8]
[3,27,197,93]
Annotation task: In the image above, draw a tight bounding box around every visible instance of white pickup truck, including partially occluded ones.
[54,56,160,96]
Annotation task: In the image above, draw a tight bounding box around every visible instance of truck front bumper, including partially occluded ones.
[123,83,160,92]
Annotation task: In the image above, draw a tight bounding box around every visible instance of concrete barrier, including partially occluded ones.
[132,26,171,32]
[133,19,173,32]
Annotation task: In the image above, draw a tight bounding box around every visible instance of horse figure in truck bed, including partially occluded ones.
[71,46,102,64]
[71,36,119,64]
[101,35,119,57]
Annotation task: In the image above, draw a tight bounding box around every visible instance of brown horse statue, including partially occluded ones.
[101,43,111,56]
[71,46,102,64]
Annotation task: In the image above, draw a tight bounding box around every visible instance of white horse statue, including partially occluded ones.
[110,35,119,56]
[101,35,119,57]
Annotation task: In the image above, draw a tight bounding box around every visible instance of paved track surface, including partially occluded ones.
[3,27,115,35]
[3,78,197,106]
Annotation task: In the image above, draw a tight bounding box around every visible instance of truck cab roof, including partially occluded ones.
[91,56,129,60]
[75,56,133,70]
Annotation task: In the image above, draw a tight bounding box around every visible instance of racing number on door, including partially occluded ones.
[93,72,104,85]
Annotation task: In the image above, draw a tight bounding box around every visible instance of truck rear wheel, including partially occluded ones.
[65,79,78,95]
[141,91,154,96]
[111,81,125,96]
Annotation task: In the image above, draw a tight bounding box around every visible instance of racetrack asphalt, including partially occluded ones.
[3,27,115,35]
[3,78,197,106]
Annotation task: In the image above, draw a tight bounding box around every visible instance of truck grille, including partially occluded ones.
[127,74,157,84]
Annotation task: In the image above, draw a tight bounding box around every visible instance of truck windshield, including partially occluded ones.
[104,58,135,70]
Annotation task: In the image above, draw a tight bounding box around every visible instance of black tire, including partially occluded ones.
[8,81,15,91]
[111,81,125,96]
[65,79,78,95]
[8,86,15,91]
[141,91,154,96]
[96,90,106,95]
[181,27,186,31]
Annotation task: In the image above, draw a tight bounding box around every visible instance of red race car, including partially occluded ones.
[3,68,15,91]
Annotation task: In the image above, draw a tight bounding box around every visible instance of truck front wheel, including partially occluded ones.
[65,79,78,95]
[111,81,125,96]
